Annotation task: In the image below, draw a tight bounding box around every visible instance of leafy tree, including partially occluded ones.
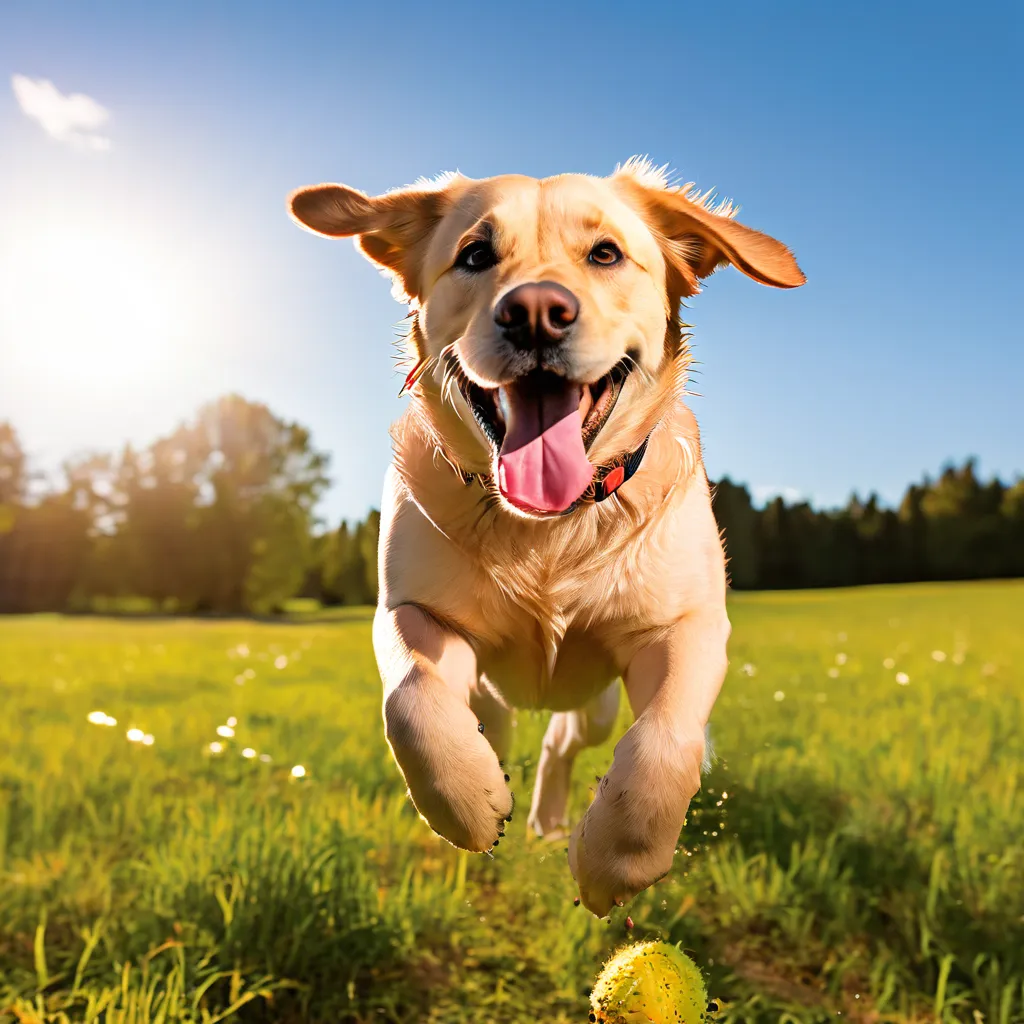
[356,509,381,604]
[711,478,758,588]
[188,395,330,613]
[0,422,26,510]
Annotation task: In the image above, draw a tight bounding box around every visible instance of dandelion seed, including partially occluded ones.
[237,644,250,657]
[931,650,946,662]
[274,655,288,669]
[741,662,757,676]
[244,668,255,679]
[209,742,224,754]
[773,690,785,702]
[216,725,235,738]
[828,667,840,679]
[835,653,847,665]
[896,672,910,685]
[721,792,728,799]
[234,675,246,685]
[142,734,154,746]
[126,728,145,743]
[291,764,306,778]
[242,747,257,759]
[883,657,895,669]
[259,753,272,763]
[87,710,110,725]
[227,716,237,727]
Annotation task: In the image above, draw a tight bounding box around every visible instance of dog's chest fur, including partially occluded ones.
[388,405,715,712]
[469,523,647,710]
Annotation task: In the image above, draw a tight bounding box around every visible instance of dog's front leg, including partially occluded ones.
[568,609,729,915]
[374,603,513,852]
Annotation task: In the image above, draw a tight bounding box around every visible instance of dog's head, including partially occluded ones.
[289,159,804,518]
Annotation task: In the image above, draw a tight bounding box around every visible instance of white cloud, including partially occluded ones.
[751,484,808,506]
[11,74,111,151]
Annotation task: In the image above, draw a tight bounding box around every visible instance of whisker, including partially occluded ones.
[622,353,655,388]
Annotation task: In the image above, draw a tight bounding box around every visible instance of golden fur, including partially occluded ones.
[288,159,804,915]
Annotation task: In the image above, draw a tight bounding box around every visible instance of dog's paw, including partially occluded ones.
[568,716,704,916]
[384,680,513,852]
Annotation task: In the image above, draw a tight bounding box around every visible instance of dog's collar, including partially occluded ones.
[458,431,653,515]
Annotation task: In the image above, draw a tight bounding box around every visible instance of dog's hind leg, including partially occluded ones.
[526,680,621,839]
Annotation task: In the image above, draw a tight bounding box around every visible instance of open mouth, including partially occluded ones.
[457,358,633,455]
[451,356,634,515]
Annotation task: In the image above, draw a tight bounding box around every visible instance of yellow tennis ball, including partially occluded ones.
[590,940,708,1024]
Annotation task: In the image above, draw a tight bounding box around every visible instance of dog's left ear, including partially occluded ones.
[613,171,806,295]
[287,178,457,302]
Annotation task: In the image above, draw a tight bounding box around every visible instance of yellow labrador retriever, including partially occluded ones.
[288,159,804,916]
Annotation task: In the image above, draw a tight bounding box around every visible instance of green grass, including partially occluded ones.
[0,581,1022,1023]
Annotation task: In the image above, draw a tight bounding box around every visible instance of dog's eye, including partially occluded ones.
[455,240,497,273]
[588,242,623,266]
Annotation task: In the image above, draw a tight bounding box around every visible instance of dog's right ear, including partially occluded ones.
[287,179,456,302]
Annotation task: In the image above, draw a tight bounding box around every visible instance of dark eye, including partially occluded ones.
[455,240,497,272]
[588,241,623,266]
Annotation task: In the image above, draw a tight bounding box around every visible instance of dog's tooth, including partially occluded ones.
[496,387,511,423]
[578,386,594,421]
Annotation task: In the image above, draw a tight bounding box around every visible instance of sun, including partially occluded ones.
[1,223,177,392]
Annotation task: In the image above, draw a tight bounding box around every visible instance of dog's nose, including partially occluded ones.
[493,282,580,349]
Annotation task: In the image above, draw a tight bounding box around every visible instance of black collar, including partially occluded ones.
[459,431,653,516]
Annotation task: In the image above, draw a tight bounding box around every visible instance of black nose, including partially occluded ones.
[493,281,580,349]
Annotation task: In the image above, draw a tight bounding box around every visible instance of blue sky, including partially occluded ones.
[1,0,1021,525]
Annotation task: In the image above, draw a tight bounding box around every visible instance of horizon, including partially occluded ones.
[1,1,1020,526]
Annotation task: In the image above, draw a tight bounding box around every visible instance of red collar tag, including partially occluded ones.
[601,465,626,496]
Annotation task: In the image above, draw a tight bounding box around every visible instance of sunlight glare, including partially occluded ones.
[2,223,178,393]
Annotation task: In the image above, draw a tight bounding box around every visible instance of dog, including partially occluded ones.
[288,158,804,916]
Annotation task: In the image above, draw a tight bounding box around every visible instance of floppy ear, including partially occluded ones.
[287,179,455,301]
[613,169,806,295]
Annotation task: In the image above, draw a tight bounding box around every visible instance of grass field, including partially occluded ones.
[0,581,1022,1024]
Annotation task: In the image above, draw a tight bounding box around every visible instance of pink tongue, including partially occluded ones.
[497,378,595,514]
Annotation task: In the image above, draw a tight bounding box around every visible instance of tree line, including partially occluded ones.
[0,396,1021,614]
[712,468,1024,589]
